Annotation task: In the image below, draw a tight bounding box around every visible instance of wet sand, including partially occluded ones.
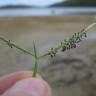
[0,14,96,96]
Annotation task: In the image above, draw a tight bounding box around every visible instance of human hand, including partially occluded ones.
[0,71,52,96]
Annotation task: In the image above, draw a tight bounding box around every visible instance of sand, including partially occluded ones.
[0,14,96,96]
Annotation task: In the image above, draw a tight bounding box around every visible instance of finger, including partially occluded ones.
[2,78,52,96]
[0,71,37,94]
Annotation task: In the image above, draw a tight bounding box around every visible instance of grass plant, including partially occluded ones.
[0,23,96,77]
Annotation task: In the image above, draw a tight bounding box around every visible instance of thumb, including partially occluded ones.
[2,78,52,96]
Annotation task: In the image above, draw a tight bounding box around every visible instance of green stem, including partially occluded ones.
[0,36,34,57]
[32,41,39,77]
[33,58,38,77]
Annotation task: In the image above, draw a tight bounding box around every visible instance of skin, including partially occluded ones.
[0,71,52,96]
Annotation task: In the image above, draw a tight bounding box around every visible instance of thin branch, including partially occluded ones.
[0,36,34,57]
[39,23,96,59]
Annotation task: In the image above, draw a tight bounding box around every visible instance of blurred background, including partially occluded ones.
[0,0,96,96]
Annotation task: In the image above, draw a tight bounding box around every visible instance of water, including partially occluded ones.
[0,7,96,16]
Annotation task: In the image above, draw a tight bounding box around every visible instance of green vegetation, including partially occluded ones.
[50,0,96,7]
[0,5,32,9]
[0,23,96,77]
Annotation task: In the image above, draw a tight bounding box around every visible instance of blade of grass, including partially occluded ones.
[32,41,39,77]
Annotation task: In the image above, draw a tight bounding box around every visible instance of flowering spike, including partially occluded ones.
[0,23,96,78]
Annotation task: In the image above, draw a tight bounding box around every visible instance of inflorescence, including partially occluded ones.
[44,23,95,58]
[0,23,96,77]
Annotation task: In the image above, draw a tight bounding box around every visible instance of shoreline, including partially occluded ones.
[0,7,96,16]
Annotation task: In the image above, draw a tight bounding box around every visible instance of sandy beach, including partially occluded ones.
[0,14,96,96]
